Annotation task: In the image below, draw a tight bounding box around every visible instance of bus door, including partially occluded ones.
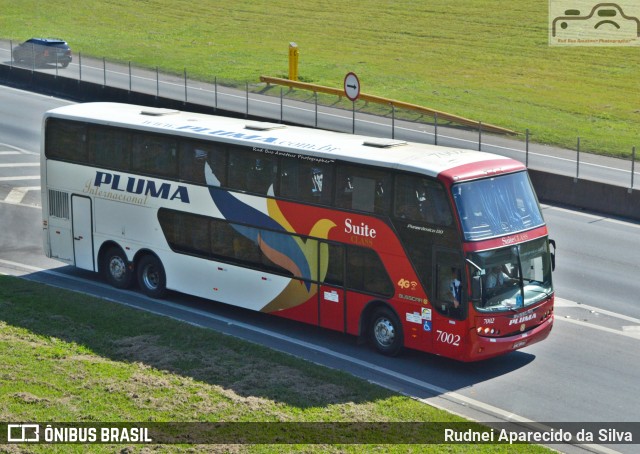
[71,195,95,271]
[432,249,467,357]
[319,242,346,332]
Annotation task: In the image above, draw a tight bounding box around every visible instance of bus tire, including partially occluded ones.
[368,307,403,356]
[137,254,167,299]
[102,246,134,289]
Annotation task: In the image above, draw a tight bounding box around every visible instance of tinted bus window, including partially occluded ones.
[346,246,393,296]
[279,158,334,205]
[88,125,131,171]
[131,133,178,178]
[45,119,88,162]
[159,209,318,281]
[335,165,391,215]
[159,210,212,257]
[321,242,344,286]
[394,174,452,226]
[179,140,227,186]
[228,148,277,195]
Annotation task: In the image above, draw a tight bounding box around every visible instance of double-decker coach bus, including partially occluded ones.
[41,102,555,361]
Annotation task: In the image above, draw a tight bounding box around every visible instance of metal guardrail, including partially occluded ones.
[260,76,516,135]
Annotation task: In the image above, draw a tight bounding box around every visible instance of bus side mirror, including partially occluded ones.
[549,239,556,271]
[471,275,482,304]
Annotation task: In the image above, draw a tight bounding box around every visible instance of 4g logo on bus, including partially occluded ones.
[397,278,418,291]
[91,171,190,203]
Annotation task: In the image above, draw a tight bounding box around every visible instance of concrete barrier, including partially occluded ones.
[0,65,244,119]
[528,170,639,222]
[1,65,637,223]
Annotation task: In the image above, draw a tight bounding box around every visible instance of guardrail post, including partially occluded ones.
[391,103,395,140]
[314,91,318,128]
[245,82,249,119]
[478,121,482,151]
[184,68,188,104]
[525,129,530,168]
[434,112,438,145]
[156,67,159,99]
[79,53,82,82]
[9,40,12,69]
[128,61,131,92]
[575,137,581,181]
[214,76,218,111]
[631,146,636,192]
[280,87,284,123]
[103,57,106,87]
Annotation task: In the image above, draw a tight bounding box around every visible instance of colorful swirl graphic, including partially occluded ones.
[205,162,336,312]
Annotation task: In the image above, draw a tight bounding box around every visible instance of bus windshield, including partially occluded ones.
[452,171,544,241]
[469,237,552,312]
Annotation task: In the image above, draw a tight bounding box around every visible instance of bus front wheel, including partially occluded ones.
[137,254,166,299]
[102,247,134,289]
[368,307,403,356]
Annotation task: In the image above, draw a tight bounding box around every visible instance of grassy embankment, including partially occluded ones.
[4,0,639,157]
[0,276,550,452]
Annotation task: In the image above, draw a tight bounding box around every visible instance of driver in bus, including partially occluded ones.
[486,266,513,289]
[446,267,462,318]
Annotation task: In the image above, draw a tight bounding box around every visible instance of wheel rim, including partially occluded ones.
[142,264,159,290]
[109,256,127,281]
[373,317,396,347]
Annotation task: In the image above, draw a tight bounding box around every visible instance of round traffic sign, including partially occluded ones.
[344,72,360,101]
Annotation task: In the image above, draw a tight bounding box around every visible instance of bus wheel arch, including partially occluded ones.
[361,302,404,357]
[99,243,134,289]
[134,251,167,299]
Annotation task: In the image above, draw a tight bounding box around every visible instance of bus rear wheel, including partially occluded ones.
[102,246,134,289]
[368,307,403,356]
[137,254,166,299]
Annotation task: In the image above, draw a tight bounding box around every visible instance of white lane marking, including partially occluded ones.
[556,317,640,340]
[0,142,38,155]
[0,175,40,181]
[0,163,39,167]
[4,187,40,204]
[554,297,640,340]
[555,297,640,324]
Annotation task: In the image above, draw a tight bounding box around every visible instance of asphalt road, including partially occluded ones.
[1,86,640,453]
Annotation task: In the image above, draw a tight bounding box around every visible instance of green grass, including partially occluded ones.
[0,275,550,452]
[3,1,639,157]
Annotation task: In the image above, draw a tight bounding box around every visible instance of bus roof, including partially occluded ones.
[44,102,524,182]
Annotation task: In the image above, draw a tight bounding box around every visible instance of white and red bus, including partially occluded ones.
[41,102,555,361]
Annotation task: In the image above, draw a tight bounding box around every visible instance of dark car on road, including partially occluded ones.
[13,38,72,68]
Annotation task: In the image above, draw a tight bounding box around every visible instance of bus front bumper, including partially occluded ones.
[465,315,554,361]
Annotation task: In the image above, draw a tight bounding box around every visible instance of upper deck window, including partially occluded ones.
[452,171,544,241]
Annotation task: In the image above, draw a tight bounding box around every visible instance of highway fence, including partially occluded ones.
[0,39,638,220]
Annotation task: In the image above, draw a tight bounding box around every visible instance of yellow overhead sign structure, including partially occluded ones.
[288,42,299,81]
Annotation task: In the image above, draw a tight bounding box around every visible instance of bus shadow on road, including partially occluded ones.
[11,267,540,410]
